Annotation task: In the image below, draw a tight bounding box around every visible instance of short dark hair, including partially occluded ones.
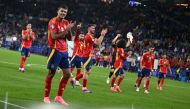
[117,39,126,48]
[58,5,68,11]
[88,24,96,28]
[147,45,154,49]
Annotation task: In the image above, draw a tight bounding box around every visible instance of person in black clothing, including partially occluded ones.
[106,33,133,84]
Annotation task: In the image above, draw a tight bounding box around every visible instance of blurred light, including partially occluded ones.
[129,0,142,7]
[101,0,114,4]
[137,56,141,61]
[176,3,188,7]
[12,37,17,41]
[34,3,37,6]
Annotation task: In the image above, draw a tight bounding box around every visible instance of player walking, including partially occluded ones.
[136,46,155,94]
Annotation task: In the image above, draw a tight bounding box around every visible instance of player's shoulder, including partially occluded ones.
[143,52,148,56]
[49,17,57,24]
[84,33,91,39]
[62,19,69,23]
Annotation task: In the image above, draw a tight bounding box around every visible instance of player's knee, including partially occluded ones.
[64,71,71,79]
[48,70,56,78]
[120,75,124,78]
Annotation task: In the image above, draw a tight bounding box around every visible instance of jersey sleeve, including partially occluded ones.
[48,20,57,31]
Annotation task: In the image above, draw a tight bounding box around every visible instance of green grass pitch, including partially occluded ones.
[0,48,190,109]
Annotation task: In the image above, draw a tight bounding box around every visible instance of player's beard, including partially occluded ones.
[90,30,95,35]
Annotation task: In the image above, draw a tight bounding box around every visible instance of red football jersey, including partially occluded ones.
[72,29,83,57]
[21,30,35,48]
[141,52,155,70]
[159,59,170,74]
[48,17,69,52]
[114,48,128,68]
[82,33,96,57]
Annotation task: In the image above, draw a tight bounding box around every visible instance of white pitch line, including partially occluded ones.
[132,104,134,109]
[0,100,27,109]
[4,92,8,109]
[0,61,19,66]
[0,61,46,68]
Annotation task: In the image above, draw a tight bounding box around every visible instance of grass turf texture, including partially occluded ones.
[0,48,190,109]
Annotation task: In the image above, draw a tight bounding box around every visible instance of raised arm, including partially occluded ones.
[94,28,108,46]
[73,23,82,41]
[112,34,121,45]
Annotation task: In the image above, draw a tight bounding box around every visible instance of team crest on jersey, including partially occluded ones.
[61,27,64,32]
[51,24,55,29]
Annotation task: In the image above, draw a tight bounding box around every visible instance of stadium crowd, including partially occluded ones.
[0,0,190,82]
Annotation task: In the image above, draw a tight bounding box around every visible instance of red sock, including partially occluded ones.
[76,73,83,81]
[161,79,164,87]
[111,77,116,87]
[117,77,123,86]
[137,78,142,87]
[44,76,52,97]
[57,77,68,96]
[19,57,26,68]
[83,79,87,87]
[76,69,81,77]
[145,80,150,90]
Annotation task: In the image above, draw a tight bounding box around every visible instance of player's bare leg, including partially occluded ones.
[159,78,164,90]
[157,78,161,90]
[55,68,70,106]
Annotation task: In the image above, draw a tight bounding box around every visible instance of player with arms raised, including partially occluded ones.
[70,23,84,87]
[81,24,108,93]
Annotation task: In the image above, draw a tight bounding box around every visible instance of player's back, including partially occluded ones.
[114,48,125,68]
